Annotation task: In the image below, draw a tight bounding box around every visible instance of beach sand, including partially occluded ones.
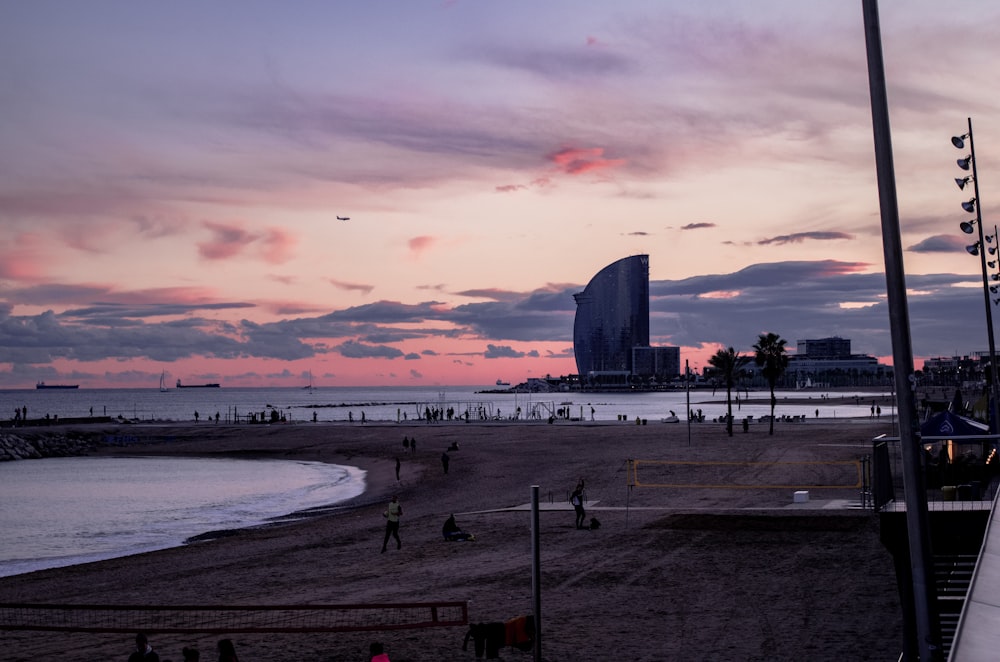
[0,417,904,661]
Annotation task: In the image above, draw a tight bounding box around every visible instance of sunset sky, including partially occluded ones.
[2,1,1000,388]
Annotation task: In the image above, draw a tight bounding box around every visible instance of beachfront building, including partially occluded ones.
[573,255,679,387]
[783,336,889,388]
[632,346,681,385]
[921,353,992,390]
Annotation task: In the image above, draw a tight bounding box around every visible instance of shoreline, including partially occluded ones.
[0,419,904,661]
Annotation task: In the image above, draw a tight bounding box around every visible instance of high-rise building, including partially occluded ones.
[796,337,852,359]
[573,255,657,383]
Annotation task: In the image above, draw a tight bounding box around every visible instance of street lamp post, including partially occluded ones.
[954,117,1000,433]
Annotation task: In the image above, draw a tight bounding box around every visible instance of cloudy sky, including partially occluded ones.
[1,1,999,388]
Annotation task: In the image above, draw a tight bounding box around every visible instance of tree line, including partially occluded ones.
[707,332,789,437]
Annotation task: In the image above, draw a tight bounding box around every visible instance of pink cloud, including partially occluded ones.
[198,221,255,260]
[548,146,626,175]
[258,227,297,264]
[409,235,436,256]
[0,233,51,282]
[197,221,295,264]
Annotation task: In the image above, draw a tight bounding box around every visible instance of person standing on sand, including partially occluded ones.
[217,638,239,662]
[441,450,450,474]
[382,495,403,552]
[570,479,586,529]
[395,456,401,482]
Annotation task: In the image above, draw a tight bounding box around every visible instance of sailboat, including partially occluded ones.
[159,371,169,392]
[303,370,314,391]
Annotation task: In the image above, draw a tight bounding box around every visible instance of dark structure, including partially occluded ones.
[572,255,678,386]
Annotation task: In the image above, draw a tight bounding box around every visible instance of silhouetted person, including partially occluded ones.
[370,641,391,662]
[441,451,450,474]
[182,646,200,661]
[128,632,160,662]
[571,479,586,529]
[443,514,473,541]
[395,456,401,481]
[382,495,402,552]
[217,638,239,662]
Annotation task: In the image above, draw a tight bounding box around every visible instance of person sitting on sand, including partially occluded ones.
[128,633,160,662]
[442,514,474,541]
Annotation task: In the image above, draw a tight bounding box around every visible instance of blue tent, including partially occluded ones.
[920,410,989,438]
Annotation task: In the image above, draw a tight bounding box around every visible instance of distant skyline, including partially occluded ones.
[2,1,1000,388]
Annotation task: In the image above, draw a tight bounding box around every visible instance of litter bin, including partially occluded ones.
[941,485,956,502]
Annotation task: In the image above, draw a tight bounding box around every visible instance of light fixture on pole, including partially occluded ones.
[953,117,1000,435]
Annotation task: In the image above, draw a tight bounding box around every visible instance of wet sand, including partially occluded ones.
[0,417,903,661]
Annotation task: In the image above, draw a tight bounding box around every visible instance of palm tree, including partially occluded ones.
[753,332,789,435]
[709,346,749,436]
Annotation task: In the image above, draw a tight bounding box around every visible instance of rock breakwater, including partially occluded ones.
[0,431,98,461]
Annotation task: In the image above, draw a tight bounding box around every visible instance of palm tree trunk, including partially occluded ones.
[769,387,776,435]
[726,383,734,436]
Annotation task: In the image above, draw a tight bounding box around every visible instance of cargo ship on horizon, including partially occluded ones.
[36,382,79,390]
[176,379,220,389]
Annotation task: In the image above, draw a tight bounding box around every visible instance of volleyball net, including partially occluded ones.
[0,601,467,634]
[627,459,863,490]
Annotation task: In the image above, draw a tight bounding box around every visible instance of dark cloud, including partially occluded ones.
[681,222,716,230]
[0,259,991,380]
[757,231,854,246]
[329,279,375,294]
[908,234,968,253]
[333,340,405,360]
[484,344,527,359]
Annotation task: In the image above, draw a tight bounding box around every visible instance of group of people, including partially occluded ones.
[129,633,390,661]
[127,633,239,662]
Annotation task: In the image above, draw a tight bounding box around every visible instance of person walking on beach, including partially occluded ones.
[382,495,403,552]
[571,479,586,529]
[441,450,450,474]
[395,456,401,482]
[128,633,160,662]
[217,638,239,662]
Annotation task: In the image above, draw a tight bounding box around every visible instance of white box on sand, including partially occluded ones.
[793,490,809,503]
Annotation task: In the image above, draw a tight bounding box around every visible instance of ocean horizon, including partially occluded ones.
[0,384,892,425]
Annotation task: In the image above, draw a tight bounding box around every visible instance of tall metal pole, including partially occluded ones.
[861,2,941,660]
[530,485,541,662]
[964,118,1000,435]
[686,359,692,446]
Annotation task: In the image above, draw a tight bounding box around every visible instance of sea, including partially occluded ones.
[0,384,889,578]
[0,384,890,425]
